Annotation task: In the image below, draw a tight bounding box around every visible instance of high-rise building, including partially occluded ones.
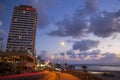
[6,5,37,55]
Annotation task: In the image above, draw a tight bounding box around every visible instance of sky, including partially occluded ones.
[0,0,120,64]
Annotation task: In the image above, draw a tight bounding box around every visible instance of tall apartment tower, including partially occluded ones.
[6,5,37,55]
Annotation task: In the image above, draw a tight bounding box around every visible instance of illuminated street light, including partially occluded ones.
[45,60,50,65]
[61,41,65,47]
[60,41,66,71]
[51,55,55,59]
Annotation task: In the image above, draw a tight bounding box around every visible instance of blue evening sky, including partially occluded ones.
[0,0,120,64]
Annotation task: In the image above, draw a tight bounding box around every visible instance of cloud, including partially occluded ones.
[0,21,7,42]
[39,50,49,59]
[108,45,112,47]
[48,0,96,38]
[0,3,4,13]
[76,50,120,63]
[85,0,98,13]
[78,49,101,59]
[0,29,6,35]
[0,20,6,49]
[69,54,77,58]
[112,34,117,39]
[48,0,120,39]
[73,39,100,51]
[67,50,74,55]
[47,0,98,38]
[65,49,118,64]
[0,20,3,26]
[60,52,65,56]
[66,39,74,43]
[65,49,120,64]
[48,0,98,38]
[66,50,77,58]
[89,10,120,38]
[96,52,119,63]
[48,10,88,38]
[28,0,60,29]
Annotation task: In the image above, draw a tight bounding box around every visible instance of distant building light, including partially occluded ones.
[27,50,33,55]
[14,19,17,21]
[23,11,26,13]
[19,36,21,38]
[26,8,36,11]
[40,64,45,67]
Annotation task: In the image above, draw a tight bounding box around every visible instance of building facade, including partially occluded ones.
[6,5,37,56]
[0,51,36,73]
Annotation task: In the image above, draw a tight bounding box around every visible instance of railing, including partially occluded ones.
[64,69,103,80]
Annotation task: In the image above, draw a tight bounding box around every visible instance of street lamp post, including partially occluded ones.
[61,41,66,71]
[60,41,66,80]
[51,55,55,60]
[51,55,55,71]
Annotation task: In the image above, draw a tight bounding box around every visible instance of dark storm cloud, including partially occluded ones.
[73,39,100,51]
[28,0,60,29]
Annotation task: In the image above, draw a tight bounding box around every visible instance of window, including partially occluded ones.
[23,11,26,13]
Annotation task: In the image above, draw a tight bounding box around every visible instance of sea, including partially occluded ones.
[74,64,120,71]
[74,64,120,80]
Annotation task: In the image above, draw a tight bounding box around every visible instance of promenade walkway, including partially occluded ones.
[40,71,81,80]
[0,71,81,80]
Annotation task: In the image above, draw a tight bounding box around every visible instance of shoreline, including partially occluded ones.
[75,69,120,80]
[88,70,120,80]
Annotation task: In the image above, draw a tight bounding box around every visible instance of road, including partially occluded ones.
[0,71,81,80]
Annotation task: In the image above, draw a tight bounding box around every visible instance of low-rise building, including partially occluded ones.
[0,51,36,73]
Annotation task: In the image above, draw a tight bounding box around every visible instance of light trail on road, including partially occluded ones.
[0,71,81,80]
[0,72,45,80]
